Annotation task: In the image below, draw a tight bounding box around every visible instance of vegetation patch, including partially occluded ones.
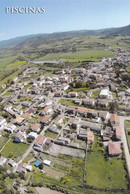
[92,91,100,98]
[1,139,29,159]
[86,152,128,189]
[126,66,130,73]
[0,136,9,150]
[23,84,32,89]
[45,130,58,139]
[30,155,84,192]
[3,91,13,96]
[89,136,104,152]
[59,99,76,106]
[36,49,115,63]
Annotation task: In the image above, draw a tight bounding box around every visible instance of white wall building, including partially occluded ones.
[99,89,111,99]
[0,118,7,131]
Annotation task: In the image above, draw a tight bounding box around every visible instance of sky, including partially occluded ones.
[0,0,130,41]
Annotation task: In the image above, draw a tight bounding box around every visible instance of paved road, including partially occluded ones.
[119,116,130,177]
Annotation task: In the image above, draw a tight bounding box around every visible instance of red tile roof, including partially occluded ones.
[41,115,51,122]
[31,123,41,131]
[110,114,119,124]
[108,142,122,155]
[35,135,46,145]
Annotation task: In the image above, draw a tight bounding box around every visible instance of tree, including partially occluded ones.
[75,80,83,88]
[18,172,25,180]
[9,173,15,179]
[39,163,43,170]
[109,102,118,112]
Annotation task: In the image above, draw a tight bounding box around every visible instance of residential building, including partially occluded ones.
[108,141,122,156]
[34,135,47,147]
[0,117,7,131]
[40,115,51,124]
[83,98,95,106]
[31,123,41,133]
[14,132,26,143]
[4,123,16,133]
[110,114,120,126]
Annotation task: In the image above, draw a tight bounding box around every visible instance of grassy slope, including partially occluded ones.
[86,152,128,189]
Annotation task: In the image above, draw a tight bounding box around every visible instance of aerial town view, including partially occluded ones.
[0,0,130,194]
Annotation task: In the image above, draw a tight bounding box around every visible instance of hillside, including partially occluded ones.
[0,24,130,50]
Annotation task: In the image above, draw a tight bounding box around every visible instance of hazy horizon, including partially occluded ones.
[0,0,130,41]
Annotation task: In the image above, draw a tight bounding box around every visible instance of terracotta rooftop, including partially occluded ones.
[41,115,51,122]
[15,117,25,124]
[113,126,122,138]
[31,123,41,131]
[110,114,119,124]
[35,135,46,145]
[108,142,122,155]
[40,106,51,114]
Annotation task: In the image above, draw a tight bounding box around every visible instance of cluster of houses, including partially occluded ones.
[0,155,33,174]
[0,49,129,173]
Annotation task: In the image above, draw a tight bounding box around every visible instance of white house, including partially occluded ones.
[4,123,16,133]
[28,132,38,139]
[43,159,51,166]
[62,84,69,91]
[0,117,7,131]
[45,100,52,106]
[99,89,111,99]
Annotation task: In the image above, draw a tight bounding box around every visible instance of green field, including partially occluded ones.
[67,87,89,93]
[126,66,130,73]
[45,130,58,139]
[59,99,76,106]
[86,152,128,189]
[1,139,29,159]
[0,136,9,150]
[36,49,115,63]
[2,91,13,96]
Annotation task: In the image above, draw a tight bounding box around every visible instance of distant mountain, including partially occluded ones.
[100,25,130,36]
[0,24,130,50]
[0,34,44,49]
